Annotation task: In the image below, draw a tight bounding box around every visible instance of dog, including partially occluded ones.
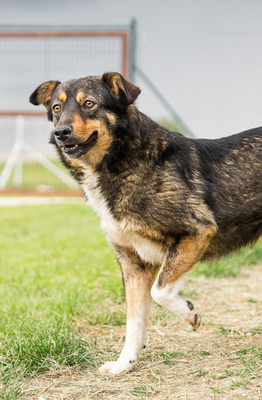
[30,72,262,374]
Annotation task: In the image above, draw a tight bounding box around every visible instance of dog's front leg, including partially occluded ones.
[99,246,156,374]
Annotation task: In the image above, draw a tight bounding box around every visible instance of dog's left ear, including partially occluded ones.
[102,72,141,107]
[29,80,61,109]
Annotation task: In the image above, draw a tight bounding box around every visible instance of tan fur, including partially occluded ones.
[71,114,86,135]
[116,246,157,321]
[58,91,67,103]
[156,228,215,289]
[102,72,141,104]
[70,115,113,168]
[75,92,86,104]
[36,81,58,108]
[87,134,113,168]
[106,74,122,97]
[126,105,138,120]
[125,273,154,321]
[64,156,82,171]
[106,112,117,125]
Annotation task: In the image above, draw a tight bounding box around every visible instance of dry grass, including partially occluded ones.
[15,265,262,400]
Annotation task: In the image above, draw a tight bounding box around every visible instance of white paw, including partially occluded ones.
[98,359,135,375]
[99,361,118,374]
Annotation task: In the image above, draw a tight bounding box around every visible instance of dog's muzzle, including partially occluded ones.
[53,126,99,159]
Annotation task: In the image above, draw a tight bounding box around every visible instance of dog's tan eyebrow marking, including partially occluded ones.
[76,92,86,103]
[58,92,67,102]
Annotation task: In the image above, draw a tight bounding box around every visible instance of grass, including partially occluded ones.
[0,204,123,398]
[156,117,182,133]
[133,385,159,398]
[1,322,98,396]
[212,346,262,391]
[193,240,262,278]
[0,202,262,398]
[160,351,185,364]
[0,159,71,190]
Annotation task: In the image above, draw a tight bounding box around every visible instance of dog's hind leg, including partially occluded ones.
[151,230,214,330]
[99,246,156,375]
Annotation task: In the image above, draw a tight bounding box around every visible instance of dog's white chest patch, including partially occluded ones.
[81,167,166,267]
[81,167,112,221]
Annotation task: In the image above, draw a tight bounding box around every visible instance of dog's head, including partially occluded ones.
[29,73,141,161]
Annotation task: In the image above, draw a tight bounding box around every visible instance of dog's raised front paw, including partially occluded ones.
[185,301,202,331]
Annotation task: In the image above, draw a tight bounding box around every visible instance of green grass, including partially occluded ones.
[193,241,262,278]
[160,351,185,364]
[133,385,159,398]
[214,346,262,390]
[156,117,182,133]
[0,160,71,190]
[0,204,123,397]
[1,203,262,397]
[0,204,126,339]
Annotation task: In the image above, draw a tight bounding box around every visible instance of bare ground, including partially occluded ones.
[19,265,262,399]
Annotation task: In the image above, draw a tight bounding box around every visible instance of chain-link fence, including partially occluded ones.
[0,25,132,194]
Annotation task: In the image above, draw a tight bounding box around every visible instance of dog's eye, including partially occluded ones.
[53,105,61,113]
[84,100,94,108]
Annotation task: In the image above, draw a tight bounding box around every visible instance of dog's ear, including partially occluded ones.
[102,72,141,107]
[29,80,61,109]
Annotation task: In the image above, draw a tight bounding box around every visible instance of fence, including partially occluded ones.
[0,21,195,194]
[0,24,133,194]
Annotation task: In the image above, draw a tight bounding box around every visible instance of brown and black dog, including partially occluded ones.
[30,72,262,374]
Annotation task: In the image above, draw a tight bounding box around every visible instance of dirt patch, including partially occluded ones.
[19,265,262,399]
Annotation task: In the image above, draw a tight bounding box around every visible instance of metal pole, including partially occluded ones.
[13,115,24,186]
[135,66,195,138]
[0,139,22,189]
[23,142,79,189]
[129,19,137,83]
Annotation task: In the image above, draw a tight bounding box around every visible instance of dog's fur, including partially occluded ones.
[30,72,262,374]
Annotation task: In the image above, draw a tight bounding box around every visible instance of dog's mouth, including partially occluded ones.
[61,131,98,159]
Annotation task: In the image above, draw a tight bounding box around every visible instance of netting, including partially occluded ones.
[0,29,129,192]
[0,33,126,112]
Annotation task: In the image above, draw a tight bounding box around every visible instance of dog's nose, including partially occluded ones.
[54,125,72,141]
